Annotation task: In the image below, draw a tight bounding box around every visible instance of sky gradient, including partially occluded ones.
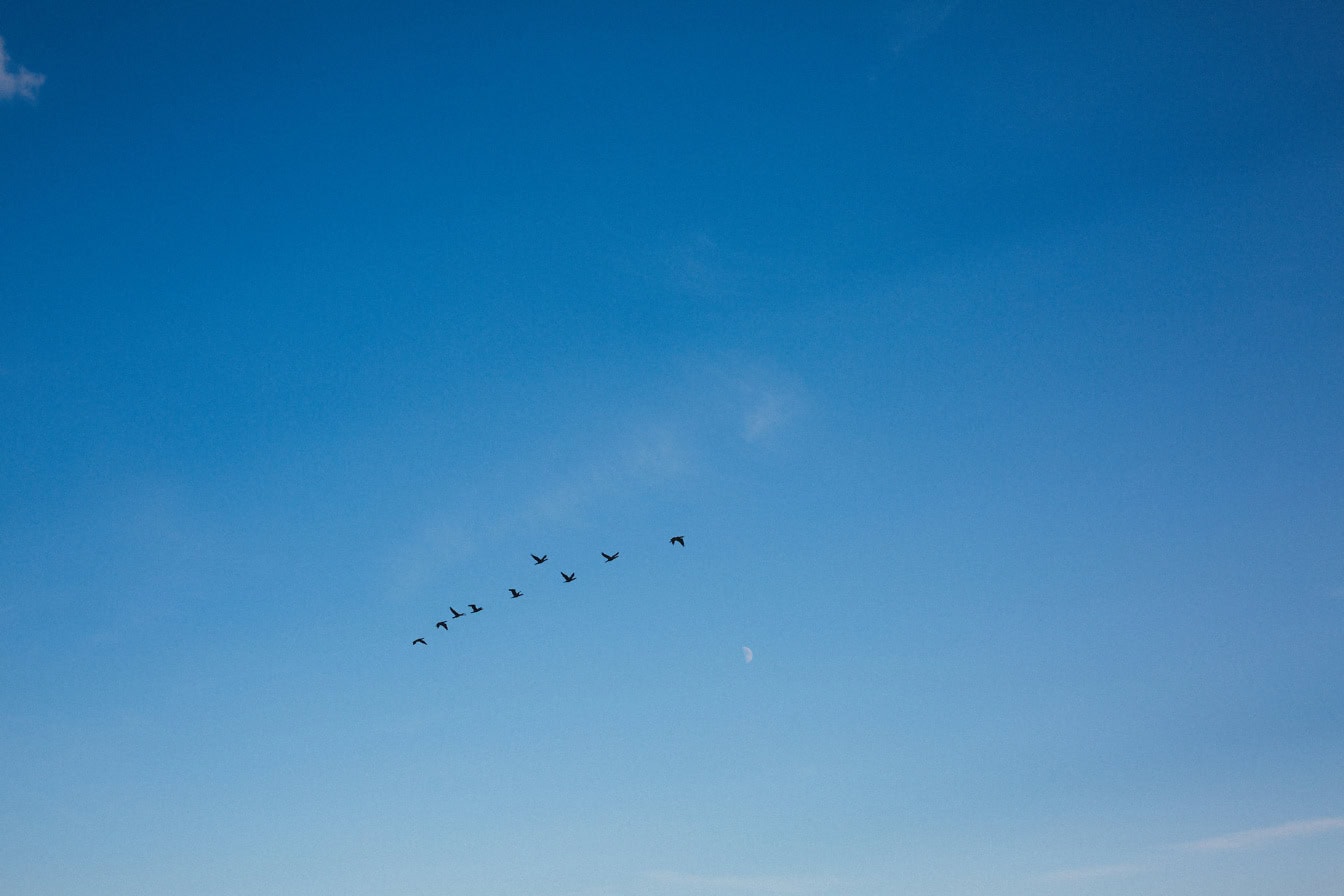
[3,3,1343,894]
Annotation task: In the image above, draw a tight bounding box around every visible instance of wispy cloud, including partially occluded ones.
[646,870,846,895]
[890,1,963,58]
[1178,817,1344,853]
[1035,816,1344,885]
[728,362,806,444]
[741,386,795,442]
[522,420,692,525]
[380,356,808,605]
[0,36,45,103]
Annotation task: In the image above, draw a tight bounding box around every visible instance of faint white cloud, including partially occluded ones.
[889,1,963,58]
[647,870,846,895]
[732,367,806,444]
[0,36,45,102]
[741,388,793,442]
[664,233,752,300]
[524,420,691,526]
[381,356,808,605]
[1177,817,1344,853]
[1035,816,1344,886]
[1038,863,1145,883]
[385,519,480,600]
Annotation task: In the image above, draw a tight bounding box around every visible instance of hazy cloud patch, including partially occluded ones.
[0,37,45,102]
[737,375,806,444]
[1034,816,1344,885]
[890,1,962,57]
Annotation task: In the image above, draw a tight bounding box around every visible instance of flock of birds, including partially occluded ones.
[411,535,686,645]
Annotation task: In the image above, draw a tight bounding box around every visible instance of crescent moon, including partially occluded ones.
[742,646,753,663]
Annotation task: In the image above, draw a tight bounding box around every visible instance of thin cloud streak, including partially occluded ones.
[1036,816,1344,885]
[1178,817,1344,853]
[0,36,45,102]
[890,0,963,58]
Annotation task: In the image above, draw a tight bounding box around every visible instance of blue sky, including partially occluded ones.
[2,2,1343,894]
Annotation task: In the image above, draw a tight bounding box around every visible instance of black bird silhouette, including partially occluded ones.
[412,638,427,646]
[531,553,548,564]
[602,551,619,562]
[669,535,685,546]
[469,604,483,613]
[449,607,464,619]
[436,620,448,630]
[509,588,523,598]
[561,571,576,582]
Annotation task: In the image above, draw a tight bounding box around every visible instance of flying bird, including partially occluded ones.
[509,588,523,598]
[469,604,483,613]
[412,638,427,646]
[561,571,576,582]
[531,553,548,564]
[601,551,619,562]
[449,607,464,619]
[669,535,685,546]
[436,620,448,630]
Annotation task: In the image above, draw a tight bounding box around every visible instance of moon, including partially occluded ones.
[742,646,753,663]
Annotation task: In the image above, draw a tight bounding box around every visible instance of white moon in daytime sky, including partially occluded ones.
[742,646,753,663]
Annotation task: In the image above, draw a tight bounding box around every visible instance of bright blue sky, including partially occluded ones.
[3,2,1343,894]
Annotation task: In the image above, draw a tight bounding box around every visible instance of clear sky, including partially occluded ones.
[3,3,1343,894]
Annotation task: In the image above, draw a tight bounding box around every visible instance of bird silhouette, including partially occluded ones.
[412,638,427,646]
[602,551,619,562]
[669,535,685,546]
[561,571,576,582]
[531,553,548,564]
[469,604,483,613]
[509,588,523,598]
[436,620,448,630]
[449,607,464,619]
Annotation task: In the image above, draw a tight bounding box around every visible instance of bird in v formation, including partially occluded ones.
[413,535,685,645]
